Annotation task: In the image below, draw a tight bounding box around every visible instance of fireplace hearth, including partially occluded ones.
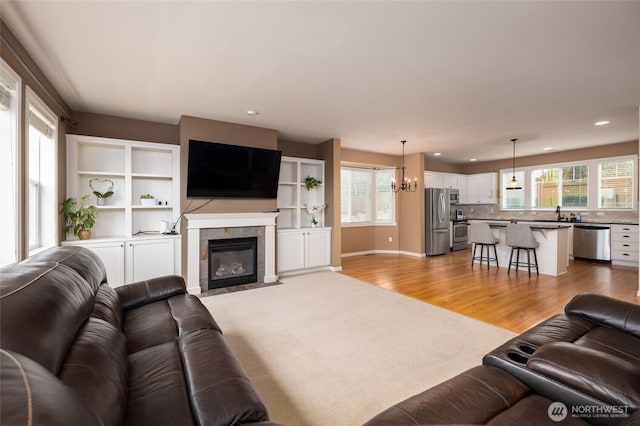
[208,237,258,289]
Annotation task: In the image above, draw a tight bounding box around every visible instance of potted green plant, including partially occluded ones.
[59,195,99,240]
[140,193,156,206]
[304,176,322,190]
[89,178,114,205]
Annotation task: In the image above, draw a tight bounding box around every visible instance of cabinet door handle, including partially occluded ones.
[623,244,630,247]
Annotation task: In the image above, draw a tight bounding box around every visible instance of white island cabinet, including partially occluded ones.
[470,220,570,276]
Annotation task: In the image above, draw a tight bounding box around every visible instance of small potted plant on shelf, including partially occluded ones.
[59,195,99,240]
[305,203,327,228]
[140,193,156,206]
[304,176,322,191]
[89,178,114,206]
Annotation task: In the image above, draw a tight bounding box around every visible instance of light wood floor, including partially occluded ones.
[340,249,640,333]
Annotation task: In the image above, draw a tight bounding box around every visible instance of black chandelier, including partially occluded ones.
[391,140,417,193]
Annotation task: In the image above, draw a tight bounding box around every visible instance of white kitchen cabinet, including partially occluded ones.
[611,224,639,267]
[466,173,498,204]
[277,227,331,273]
[62,235,181,287]
[424,172,443,189]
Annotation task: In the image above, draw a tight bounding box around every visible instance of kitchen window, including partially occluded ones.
[531,165,588,209]
[501,171,525,209]
[501,156,635,211]
[341,166,396,225]
[599,159,634,208]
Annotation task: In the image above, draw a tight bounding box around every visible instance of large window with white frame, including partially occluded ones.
[0,59,21,266]
[501,156,636,211]
[341,166,396,225]
[26,87,58,254]
[599,159,634,208]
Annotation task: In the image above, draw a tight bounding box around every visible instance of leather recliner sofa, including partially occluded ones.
[364,293,640,425]
[0,246,280,426]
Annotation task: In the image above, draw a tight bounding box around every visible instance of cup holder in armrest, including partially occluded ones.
[518,344,536,355]
[507,351,529,364]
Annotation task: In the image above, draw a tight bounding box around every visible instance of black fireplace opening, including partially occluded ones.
[208,237,258,289]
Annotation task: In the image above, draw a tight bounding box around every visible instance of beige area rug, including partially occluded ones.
[199,271,516,426]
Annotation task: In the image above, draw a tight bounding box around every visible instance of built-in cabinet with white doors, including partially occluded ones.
[276,156,331,274]
[277,228,331,273]
[62,135,181,286]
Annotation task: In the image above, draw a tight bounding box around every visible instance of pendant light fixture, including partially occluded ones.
[391,140,417,193]
[506,138,522,190]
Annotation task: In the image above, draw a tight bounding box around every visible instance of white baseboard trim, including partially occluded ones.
[399,250,426,258]
[278,265,334,278]
[341,250,425,258]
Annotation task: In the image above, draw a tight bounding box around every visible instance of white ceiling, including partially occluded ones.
[3,1,640,163]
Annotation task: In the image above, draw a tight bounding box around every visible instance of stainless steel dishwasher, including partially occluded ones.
[573,224,611,261]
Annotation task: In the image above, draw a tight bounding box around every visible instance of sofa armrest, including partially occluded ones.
[565,293,640,339]
[116,275,186,311]
[527,341,640,408]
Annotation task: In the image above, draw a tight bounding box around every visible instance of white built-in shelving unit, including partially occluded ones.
[62,135,181,286]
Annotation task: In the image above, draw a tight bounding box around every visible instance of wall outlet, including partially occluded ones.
[531,211,537,215]
[490,208,494,214]
[596,211,605,216]
[388,237,393,243]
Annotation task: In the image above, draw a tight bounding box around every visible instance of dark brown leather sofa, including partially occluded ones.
[365,293,640,425]
[0,246,279,426]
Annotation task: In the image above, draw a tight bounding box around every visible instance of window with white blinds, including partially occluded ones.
[0,59,21,266]
[26,87,57,253]
[501,157,635,211]
[599,159,634,209]
[341,166,396,225]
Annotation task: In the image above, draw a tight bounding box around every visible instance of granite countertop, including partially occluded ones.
[482,221,572,230]
[469,218,639,226]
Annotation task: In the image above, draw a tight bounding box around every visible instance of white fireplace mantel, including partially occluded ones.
[185,212,279,294]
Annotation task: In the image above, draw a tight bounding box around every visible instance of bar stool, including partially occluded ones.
[469,222,499,269]
[506,223,539,277]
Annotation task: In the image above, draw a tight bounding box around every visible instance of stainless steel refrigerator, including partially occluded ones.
[425,188,450,256]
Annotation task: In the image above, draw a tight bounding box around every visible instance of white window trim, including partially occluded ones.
[25,86,58,255]
[500,155,638,211]
[341,164,397,227]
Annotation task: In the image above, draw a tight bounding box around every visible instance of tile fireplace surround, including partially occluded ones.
[185,212,279,294]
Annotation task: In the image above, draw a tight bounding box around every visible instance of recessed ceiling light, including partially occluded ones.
[594,120,610,126]
[543,147,553,151]
[469,158,477,162]
[433,152,442,156]
[246,110,259,116]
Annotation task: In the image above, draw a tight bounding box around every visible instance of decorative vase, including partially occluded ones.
[140,198,156,206]
[78,230,92,240]
[97,198,107,206]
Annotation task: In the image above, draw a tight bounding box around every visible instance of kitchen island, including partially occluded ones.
[472,221,572,276]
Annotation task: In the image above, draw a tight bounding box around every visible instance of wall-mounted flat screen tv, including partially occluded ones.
[186,140,282,198]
